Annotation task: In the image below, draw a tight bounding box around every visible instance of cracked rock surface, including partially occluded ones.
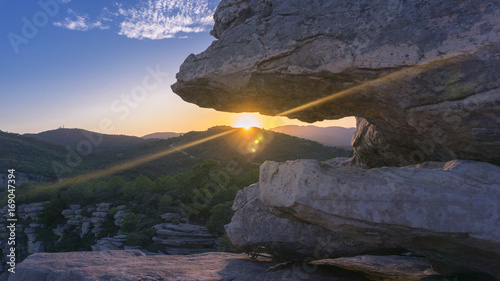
[256,159,500,277]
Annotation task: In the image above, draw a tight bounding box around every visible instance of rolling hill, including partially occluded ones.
[2,126,350,181]
[0,131,67,180]
[25,128,148,152]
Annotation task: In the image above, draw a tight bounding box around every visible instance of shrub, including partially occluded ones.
[120,213,140,233]
[206,202,234,234]
[125,233,145,246]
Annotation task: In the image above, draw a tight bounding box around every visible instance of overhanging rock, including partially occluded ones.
[172,0,500,167]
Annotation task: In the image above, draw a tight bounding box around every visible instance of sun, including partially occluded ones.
[233,113,262,129]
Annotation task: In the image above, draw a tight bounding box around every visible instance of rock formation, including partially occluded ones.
[113,205,130,226]
[91,235,127,251]
[227,159,500,277]
[0,202,49,280]
[90,202,112,235]
[152,223,217,255]
[225,184,381,259]
[172,0,500,168]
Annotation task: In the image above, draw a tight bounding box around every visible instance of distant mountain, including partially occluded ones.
[270,125,355,148]
[25,128,147,152]
[142,132,184,140]
[172,126,350,164]
[3,126,350,181]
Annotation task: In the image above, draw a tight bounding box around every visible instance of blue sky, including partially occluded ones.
[0,0,355,136]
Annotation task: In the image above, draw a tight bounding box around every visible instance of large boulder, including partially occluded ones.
[171,0,500,167]
[225,184,380,259]
[257,159,500,277]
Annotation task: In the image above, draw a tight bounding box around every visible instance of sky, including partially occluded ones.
[0,0,355,137]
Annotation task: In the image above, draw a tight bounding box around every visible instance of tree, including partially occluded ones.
[206,202,234,234]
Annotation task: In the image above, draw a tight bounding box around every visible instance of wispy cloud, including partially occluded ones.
[52,0,218,39]
[117,0,217,40]
[53,9,109,31]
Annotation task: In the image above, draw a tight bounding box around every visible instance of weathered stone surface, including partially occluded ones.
[91,236,127,251]
[226,184,380,259]
[8,250,371,281]
[53,224,70,236]
[152,223,217,255]
[172,0,500,167]
[160,213,182,222]
[257,159,500,277]
[114,210,130,226]
[92,211,108,218]
[311,255,437,281]
[96,203,112,211]
[61,209,75,216]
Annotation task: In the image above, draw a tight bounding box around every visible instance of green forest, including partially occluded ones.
[15,159,258,253]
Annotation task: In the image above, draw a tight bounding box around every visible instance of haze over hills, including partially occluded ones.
[269,125,355,148]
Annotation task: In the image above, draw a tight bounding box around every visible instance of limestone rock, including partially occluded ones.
[96,203,112,211]
[91,236,127,251]
[160,213,182,222]
[53,224,70,237]
[113,210,130,226]
[69,204,81,210]
[152,223,217,255]
[8,250,370,281]
[311,255,437,281]
[92,211,108,218]
[89,203,111,235]
[225,184,380,259]
[257,159,500,277]
[172,0,500,167]
[17,202,48,220]
[80,222,91,236]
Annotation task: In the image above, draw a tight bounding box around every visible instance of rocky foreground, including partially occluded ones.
[226,159,500,278]
[8,249,449,281]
